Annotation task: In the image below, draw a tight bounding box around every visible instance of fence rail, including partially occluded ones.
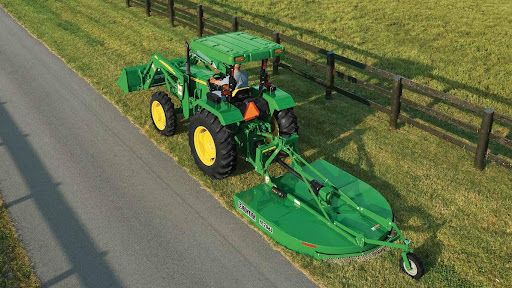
[124,0,512,170]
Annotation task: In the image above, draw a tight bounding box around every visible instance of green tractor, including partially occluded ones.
[118,32,424,279]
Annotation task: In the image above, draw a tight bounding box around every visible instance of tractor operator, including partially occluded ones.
[209,64,249,98]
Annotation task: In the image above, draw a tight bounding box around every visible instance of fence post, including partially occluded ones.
[197,5,204,37]
[272,32,281,75]
[168,0,175,27]
[145,0,151,17]
[325,51,335,100]
[474,108,494,170]
[126,0,131,8]
[390,75,402,129]
[231,16,239,32]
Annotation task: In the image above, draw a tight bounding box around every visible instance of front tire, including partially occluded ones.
[400,253,424,279]
[188,110,236,179]
[150,91,177,136]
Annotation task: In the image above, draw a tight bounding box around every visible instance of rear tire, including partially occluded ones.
[188,110,237,179]
[400,253,424,279]
[150,91,177,136]
[272,108,298,137]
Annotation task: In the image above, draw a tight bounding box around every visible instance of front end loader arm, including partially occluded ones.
[117,53,184,95]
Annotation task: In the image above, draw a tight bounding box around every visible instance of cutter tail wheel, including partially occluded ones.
[150,91,177,136]
[188,110,236,179]
[400,253,425,279]
[272,108,298,137]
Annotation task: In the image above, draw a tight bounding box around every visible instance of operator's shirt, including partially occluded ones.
[215,71,249,89]
[211,70,249,98]
[233,70,249,89]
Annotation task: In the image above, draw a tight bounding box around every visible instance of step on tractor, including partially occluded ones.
[117,32,424,279]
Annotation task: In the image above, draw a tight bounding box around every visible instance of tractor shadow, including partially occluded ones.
[294,95,446,273]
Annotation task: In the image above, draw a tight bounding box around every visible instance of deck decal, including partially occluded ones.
[238,200,256,221]
[259,219,273,234]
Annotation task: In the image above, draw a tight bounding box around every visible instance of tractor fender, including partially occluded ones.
[194,101,244,126]
[262,88,296,114]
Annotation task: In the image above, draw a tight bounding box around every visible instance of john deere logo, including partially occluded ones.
[238,201,256,221]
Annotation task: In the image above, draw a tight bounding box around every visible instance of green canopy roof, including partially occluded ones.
[190,32,284,65]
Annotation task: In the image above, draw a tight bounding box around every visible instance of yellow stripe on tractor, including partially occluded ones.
[158,60,175,75]
[191,77,207,86]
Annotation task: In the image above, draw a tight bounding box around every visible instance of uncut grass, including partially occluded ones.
[201,0,512,116]
[0,194,39,288]
[0,0,510,287]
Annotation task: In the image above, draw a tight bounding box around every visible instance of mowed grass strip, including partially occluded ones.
[0,195,39,288]
[0,0,510,287]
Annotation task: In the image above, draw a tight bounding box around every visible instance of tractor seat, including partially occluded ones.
[206,86,251,104]
[231,87,251,99]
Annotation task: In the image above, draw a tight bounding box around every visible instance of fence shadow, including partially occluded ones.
[0,102,123,288]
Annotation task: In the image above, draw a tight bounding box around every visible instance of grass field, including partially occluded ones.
[204,0,512,116]
[0,195,39,288]
[0,0,510,287]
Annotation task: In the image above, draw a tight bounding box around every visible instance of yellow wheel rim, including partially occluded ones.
[194,126,216,166]
[151,101,166,131]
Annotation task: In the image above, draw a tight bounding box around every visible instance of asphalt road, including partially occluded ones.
[0,8,314,288]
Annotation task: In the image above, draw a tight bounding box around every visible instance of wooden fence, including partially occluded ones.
[125,0,512,170]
